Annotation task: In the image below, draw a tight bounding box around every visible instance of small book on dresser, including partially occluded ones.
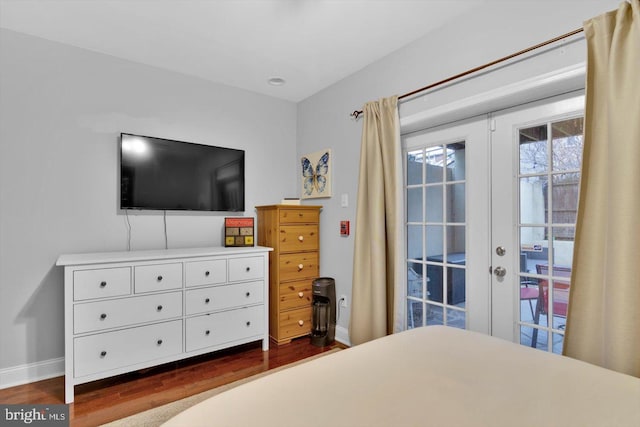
[280,198,301,205]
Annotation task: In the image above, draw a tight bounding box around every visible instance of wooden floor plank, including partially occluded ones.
[0,338,341,426]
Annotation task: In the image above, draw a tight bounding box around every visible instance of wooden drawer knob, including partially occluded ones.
[298,292,304,298]
[298,264,304,271]
[298,320,304,326]
[298,235,304,242]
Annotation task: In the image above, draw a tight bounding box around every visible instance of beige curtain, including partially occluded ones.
[564,0,640,377]
[349,96,404,345]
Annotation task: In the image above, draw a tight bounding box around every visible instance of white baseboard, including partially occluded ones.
[335,325,351,347]
[0,357,64,390]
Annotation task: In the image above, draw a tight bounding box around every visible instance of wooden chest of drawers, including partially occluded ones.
[256,205,321,344]
[57,246,271,403]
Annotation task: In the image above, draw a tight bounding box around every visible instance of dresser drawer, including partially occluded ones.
[279,280,312,311]
[279,209,319,224]
[228,256,264,282]
[74,292,182,334]
[185,305,264,352]
[185,259,226,288]
[279,252,319,282]
[73,267,131,301]
[74,320,182,378]
[278,306,312,340]
[134,263,182,293]
[279,225,319,253]
[185,281,264,315]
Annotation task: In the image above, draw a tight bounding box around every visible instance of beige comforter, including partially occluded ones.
[163,326,640,427]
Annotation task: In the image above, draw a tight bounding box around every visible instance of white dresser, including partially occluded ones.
[56,246,272,403]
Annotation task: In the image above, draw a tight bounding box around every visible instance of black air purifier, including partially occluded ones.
[311,277,336,347]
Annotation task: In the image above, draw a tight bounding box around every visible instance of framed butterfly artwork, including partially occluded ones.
[300,149,332,199]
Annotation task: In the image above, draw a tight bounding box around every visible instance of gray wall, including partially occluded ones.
[296,1,619,339]
[0,29,297,371]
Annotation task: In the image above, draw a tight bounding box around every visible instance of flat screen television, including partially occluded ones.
[120,133,245,212]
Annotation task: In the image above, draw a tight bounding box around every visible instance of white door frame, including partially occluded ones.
[399,64,586,341]
[400,63,585,133]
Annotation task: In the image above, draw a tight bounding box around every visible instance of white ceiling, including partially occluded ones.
[0,0,489,102]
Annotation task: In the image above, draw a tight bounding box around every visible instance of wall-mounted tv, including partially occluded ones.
[120,133,245,212]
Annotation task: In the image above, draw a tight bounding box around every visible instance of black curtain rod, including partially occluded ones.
[350,27,584,119]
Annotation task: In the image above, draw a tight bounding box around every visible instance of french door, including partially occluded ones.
[403,117,490,335]
[490,92,584,352]
[403,91,584,352]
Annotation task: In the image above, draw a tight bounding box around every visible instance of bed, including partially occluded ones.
[163,326,640,427]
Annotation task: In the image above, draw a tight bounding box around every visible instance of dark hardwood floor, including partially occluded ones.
[0,337,341,426]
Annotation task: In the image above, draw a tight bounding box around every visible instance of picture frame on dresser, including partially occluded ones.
[56,246,272,403]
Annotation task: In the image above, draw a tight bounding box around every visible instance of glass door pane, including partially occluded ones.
[492,93,584,353]
[403,117,489,335]
[405,143,467,328]
[518,117,582,353]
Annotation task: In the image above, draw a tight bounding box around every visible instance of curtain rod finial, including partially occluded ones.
[350,110,363,120]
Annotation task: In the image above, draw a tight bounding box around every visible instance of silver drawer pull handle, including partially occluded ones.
[100,351,107,357]
[157,339,163,345]
[245,292,250,297]
[205,271,210,276]
[298,235,304,242]
[157,275,163,281]
[157,305,163,311]
[298,292,304,298]
[205,298,210,304]
[100,281,107,288]
[205,330,210,336]
[100,313,107,320]
[246,321,251,327]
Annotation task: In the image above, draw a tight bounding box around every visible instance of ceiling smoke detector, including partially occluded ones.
[268,77,286,86]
